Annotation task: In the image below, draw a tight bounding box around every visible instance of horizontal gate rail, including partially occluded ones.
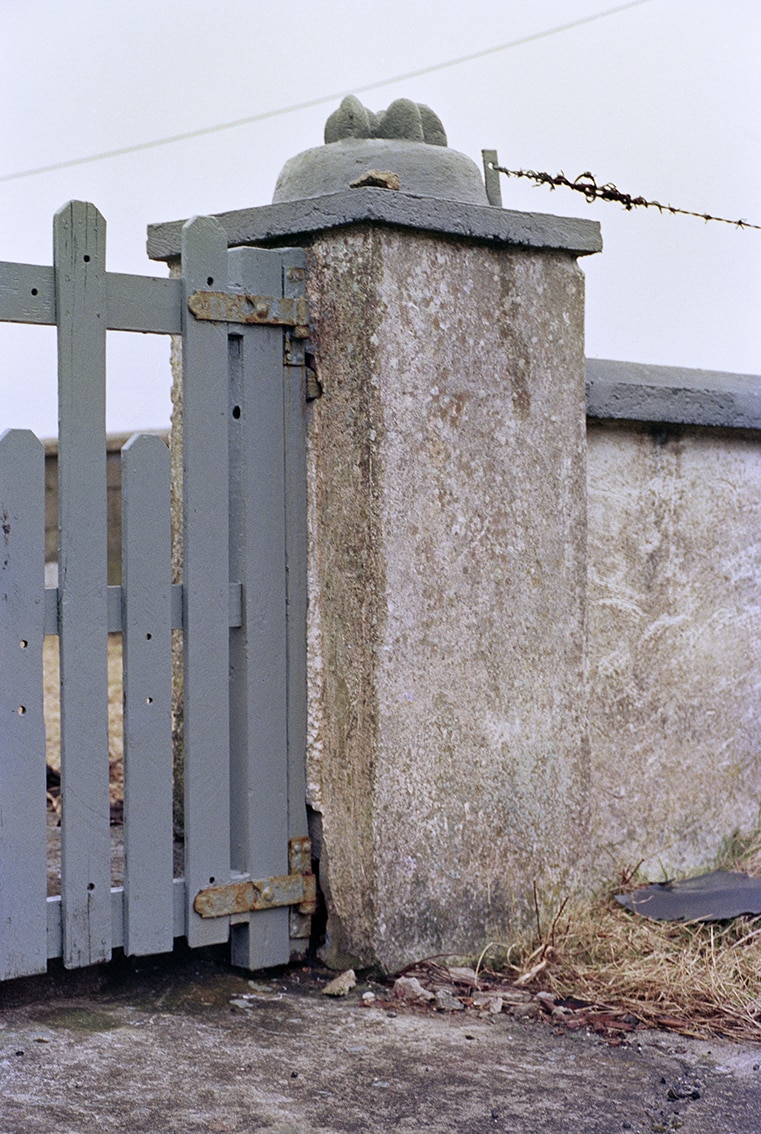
[0,261,183,333]
[41,582,244,636]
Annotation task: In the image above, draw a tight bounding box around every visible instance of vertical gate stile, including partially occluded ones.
[227,248,290,969]
[122,434,173,955]
[0,430,48,978]
[281,250,311,953]
[53,201,112,968]
[180,216,232,947]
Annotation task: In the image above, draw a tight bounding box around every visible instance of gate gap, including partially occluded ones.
[43,631,126,896]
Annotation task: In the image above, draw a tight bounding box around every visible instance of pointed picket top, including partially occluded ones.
[181,213,228,285]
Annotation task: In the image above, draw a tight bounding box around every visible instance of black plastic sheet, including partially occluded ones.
[616,871,761,922]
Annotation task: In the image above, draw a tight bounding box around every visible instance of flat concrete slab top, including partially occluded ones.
[1,954,760,1133]
[146,188,602,263]
[586,358,761,431]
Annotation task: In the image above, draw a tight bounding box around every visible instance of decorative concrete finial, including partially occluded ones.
[324,96,447,147]
[272,97,488,206]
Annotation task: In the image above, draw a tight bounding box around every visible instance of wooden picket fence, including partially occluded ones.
[0,201,313,980]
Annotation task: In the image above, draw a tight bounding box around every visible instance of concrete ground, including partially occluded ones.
[0,949,759,1134]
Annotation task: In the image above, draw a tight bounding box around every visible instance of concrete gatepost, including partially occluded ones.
[148,97,602,972]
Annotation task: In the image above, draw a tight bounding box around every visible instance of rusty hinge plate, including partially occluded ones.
[193,837,316,919]
[188,291,310,338]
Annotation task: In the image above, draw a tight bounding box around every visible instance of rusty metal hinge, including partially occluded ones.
[193,837,317,919]
[188,291,310,338]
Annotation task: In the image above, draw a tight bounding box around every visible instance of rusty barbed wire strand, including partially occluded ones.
[490,165,760,231]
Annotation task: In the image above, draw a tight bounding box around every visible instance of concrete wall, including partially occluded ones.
[587,419,761,880]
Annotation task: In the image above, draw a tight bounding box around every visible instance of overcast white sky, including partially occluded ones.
[1,0,759,439]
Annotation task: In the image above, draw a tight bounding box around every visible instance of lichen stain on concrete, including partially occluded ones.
[32,1006,121,1033]
[303,228,389,968]
[588,422,761,879]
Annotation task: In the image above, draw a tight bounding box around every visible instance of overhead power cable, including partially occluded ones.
[0,0,655,185]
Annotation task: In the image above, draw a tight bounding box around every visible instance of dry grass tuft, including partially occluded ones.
[486,839,761,1043]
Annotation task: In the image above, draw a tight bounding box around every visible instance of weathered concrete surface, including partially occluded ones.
[1,956,760,1133]
[304,228,590,971]
[587,421,761,878]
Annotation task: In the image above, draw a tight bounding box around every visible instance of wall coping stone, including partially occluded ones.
[146,188,602,263]
[586,358,761,432]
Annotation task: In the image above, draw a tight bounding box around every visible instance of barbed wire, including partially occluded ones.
[490,165,760,231]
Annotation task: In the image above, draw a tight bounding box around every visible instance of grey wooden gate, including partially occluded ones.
[0,201,313,980]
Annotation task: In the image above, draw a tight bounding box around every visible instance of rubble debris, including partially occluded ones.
[380,960,636,1042]
[616,870,761,922]
[321,969,357,997]
[393,976,435,1003]
[444,966,479,988]
[472,992,505,1014]
[434,988,464,1012]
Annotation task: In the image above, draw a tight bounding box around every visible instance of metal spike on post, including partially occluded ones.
[482,149,503,207]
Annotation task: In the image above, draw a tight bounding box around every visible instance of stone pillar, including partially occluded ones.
[304,227,593,970]
[147,99,601,971]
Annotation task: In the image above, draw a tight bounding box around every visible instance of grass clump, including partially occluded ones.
[485,835,761,1042]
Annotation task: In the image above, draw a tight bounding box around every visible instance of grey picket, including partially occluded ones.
[121,434,174,955]
[281,250,312,953]
[180,215,232,947]
[227,247,290,969]
[0,430,48,978]
[54,201,112,968]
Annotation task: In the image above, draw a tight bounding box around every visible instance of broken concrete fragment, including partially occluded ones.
[434,988,465,1012]
[321,969,357,997]
[393,976,435,1002]
[616,870,761,922]
[472,993,504,1014]
[511,1001,541,1020]
[349,170,401,191]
